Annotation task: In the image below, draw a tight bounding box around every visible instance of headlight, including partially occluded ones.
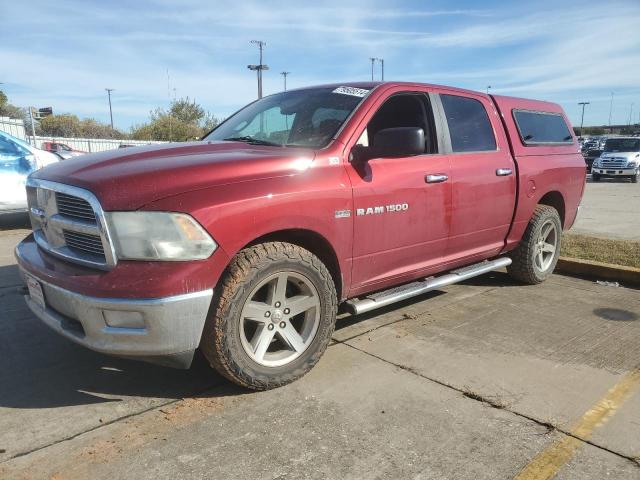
[106,212,217,261]
[628,161,638,168]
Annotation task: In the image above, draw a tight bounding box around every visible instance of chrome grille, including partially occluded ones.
[63,230,106,257]
[601,157,627,169]
[26,179,116,270]
[56,192,97,223]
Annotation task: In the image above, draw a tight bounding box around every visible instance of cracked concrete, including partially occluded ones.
[1,223,639,479]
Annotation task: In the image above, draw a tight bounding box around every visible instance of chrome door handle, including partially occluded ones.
[496,168,513,176]
[425,174,449,184]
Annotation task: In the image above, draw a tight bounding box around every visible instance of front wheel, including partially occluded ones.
[507,205,562,285]
[592,173,601,181]
[200,242,337,390]
[632,169,639,183]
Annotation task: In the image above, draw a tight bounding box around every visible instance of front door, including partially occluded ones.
[345,92,452,295]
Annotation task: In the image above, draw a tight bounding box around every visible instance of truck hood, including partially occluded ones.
[601,151,640,160]
[32,141,315,210]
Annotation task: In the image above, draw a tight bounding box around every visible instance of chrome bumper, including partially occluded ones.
[591,168,637,176]
[19,268,213,368]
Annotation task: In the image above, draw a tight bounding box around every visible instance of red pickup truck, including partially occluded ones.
[16,82,585,390]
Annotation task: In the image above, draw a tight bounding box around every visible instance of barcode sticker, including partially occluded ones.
[332,86,370,97]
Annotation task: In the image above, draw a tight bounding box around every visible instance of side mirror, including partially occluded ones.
[351,127,425,163]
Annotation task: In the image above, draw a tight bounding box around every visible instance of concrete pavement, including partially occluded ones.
[0,227,639,479]
[572,178,640,240]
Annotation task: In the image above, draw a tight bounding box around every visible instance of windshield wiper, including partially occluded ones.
[223,136,282,147]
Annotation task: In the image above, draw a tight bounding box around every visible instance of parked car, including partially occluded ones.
[15,82,585,390]
[0,131,59,217]
[582,137,605,169]
[41,141,85,160]
[591,137,640,182]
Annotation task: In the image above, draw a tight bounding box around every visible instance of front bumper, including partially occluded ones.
[19,269,213,368]
[591,167,637,177]
[14,234,225,369]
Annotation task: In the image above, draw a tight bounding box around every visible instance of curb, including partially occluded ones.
[556,257,640,286]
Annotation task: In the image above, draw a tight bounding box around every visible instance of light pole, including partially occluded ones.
[379,58,384,81]
[369,57,376,81]
[248,40,268,99]
[608,92,614,128]
[105,88,114,129]
[280,71,290,91]
[578,102,590,138]
[629,103,634,126]
[486,85,491,95]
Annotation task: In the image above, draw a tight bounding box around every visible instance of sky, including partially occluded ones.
[2,0,640,131]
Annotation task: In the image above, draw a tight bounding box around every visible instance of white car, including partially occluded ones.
[0,131,59,216]
[591,137,640,183]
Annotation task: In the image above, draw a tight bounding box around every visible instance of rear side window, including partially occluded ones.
[513,110,573,145]
[441,94,496,152]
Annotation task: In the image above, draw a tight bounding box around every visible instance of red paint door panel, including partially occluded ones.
[347,155,451,291]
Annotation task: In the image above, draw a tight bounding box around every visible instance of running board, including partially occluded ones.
[345,257,512,315]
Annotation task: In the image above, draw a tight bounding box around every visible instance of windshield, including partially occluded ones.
[604,138,640,152]
[205,86,370,149]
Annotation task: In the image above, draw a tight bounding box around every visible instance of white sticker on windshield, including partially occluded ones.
[332,86,369,97]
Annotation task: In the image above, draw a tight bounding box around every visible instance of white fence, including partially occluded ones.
[0,116,27,139]
[32,136,167,153]
[0,117,168,152]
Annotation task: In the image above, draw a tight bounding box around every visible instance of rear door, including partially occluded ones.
[345,89,452,294]
[434,91,516,260]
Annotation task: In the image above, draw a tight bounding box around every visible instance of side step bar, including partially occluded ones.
[345,257,512,315]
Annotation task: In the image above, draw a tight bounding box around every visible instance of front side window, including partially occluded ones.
[205,86,369,148]
[441,94,497,152]
[357,93,437,154]
[513,110,573,145]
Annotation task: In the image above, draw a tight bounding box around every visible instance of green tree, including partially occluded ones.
[131,97,220,141]
[0,90,31,128]
[39,114,125,139]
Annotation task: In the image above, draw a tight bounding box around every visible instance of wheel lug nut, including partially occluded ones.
[284,308,290,314]
[275,301,281,308]
[265,311,271,317]
[279,322,286,328]
[267,324,275,330]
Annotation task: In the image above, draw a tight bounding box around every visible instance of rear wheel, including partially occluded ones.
[201,242,337,390]
[507,205,562,285]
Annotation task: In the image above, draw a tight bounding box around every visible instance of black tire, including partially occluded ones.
[592,173,601,181]
[200,242,337,390]
[632,170,639,183]
[507,205,562,285]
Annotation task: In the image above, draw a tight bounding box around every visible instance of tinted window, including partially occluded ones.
[604,138,640,152]
[441,94,496,152]
[513,110,573,145]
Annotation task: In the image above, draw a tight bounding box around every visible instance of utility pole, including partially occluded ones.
[578,102,590,138]
[608,92,614,128]
[486,85,491,95]
[28,106,37,145]
[379,58,384,81]
[248,40,268,99]
[369,57,376,81]
[280,71,290,91]
[629,103,634,126]
[105,88,114,129]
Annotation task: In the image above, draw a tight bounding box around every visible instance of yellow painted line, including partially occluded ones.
[514,368,640,480]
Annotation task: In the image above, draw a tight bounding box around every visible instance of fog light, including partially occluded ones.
[103,310,145,329]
